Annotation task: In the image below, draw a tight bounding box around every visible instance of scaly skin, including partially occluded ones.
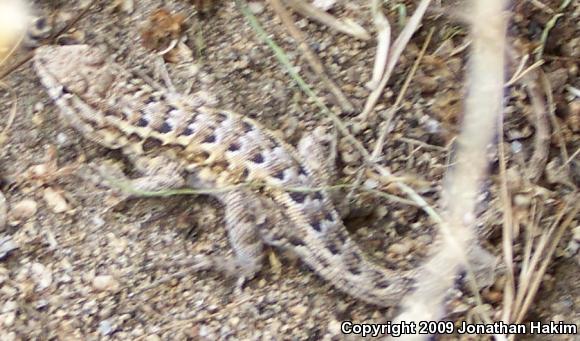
[34,44,416,306]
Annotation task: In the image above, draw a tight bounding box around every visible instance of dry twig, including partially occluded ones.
[359,0,432,120]
[285,0,370,40]
[366,0,391,90]
[393,0,507,338]
[521,73,550,183]
[348,29,433,201]
[268,0,355,112]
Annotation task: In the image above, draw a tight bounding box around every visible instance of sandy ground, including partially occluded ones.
[0,0,578,340]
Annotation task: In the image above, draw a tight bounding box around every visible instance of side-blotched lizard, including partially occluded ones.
[34,44,417,307]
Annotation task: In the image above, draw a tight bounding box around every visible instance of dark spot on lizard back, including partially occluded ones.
[288,236,306,247]
[324,212,334,222]
[128,133,141,143]
[202,133,216,143]
[250,152,264,164]
[241,168,249,179]
[312,191,323,201]
[315,255,331,269]
[181,127,194,136]
[156,121,172,134]
[216,112,228,123]
[375,279,391,289]
[227,142,241,151]
[103,109,116,117]
[349,251,362,263]
[310,219,322,232]
[166,105,177,115]
[347,264,361,275]
[136,117,149,127]
[273,170,285,180]
[326,240,341,255]
[289,192,307,204]
[335,230,348,244]
[145,96,156,104]
[242,120,253,133]
[142,136,163,152]
[298,165,307,176]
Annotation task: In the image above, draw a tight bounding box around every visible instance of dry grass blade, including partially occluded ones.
[0,83,18,148]
[534,13,563,61]
[359,0,432,120]
[513,200,579,324]
[285,0,371,40]
[499,119,516,324]
[505,53,544,86]
[392,0,507,337]
[268,0,355,112]
[0,190,6,230]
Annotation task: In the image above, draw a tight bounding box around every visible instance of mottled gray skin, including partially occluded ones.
[34,45,416,307]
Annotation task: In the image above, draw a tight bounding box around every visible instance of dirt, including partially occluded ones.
[0,0,578,340]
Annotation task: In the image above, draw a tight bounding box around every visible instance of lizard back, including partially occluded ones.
[34,44,416,306]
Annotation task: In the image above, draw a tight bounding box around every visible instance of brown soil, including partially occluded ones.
[0,0,577,340]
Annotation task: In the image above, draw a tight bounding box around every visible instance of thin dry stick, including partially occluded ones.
[366,0,391,90]
[0,190,6,230]
[506,57,544,86]
[285,0,370,40]
[372,29,434,161]
[559,147,579,172]
[499,95,516,324]
[0,84,18,147]
[511,206,558,319]
[522,73,550,183]
[359,0,432,120]
[517,200,542,304]
[540,71,570,174]
[347,29,433,200]
[268,0,355,113]
[392,0,507,338]
[398,137,447,151]
[514,201,579,323]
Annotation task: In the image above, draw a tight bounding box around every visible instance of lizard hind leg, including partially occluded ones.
[214,190,267,279]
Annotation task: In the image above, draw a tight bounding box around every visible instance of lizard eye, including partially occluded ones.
[61,86,71,94]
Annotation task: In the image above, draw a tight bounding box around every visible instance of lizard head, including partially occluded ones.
[34,45,115,100]
[34,44,117,135]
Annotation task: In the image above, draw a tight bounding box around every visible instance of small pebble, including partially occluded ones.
[0,236,18,260]
[98,319,114,336]
[144,335,161,341]
[328,319,342,335]
[30,263,52,291]
[43,187,69,213]
[247,1,264,14]
[0,191,6,229]
[288,304,308,317]
[9,199,37,221]
[92,275,120,292]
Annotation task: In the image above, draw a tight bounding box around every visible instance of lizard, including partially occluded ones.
[33,44,417,307]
